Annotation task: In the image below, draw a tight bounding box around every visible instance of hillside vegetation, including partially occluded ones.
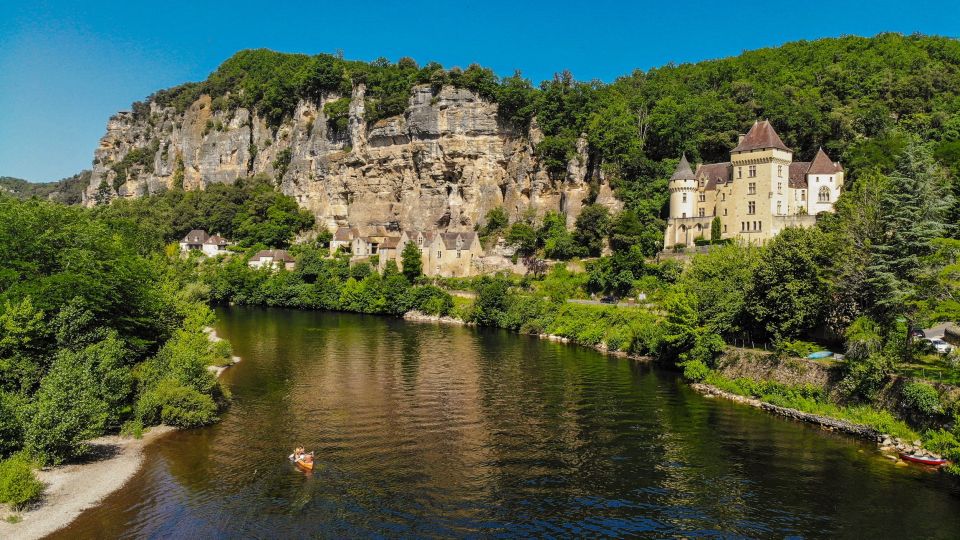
[0,171,90,205]
[137,34,960,252]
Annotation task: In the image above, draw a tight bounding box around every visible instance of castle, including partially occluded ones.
[663,120,843,248]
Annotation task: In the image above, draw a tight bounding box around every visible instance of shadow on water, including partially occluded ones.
[55,306,960,538]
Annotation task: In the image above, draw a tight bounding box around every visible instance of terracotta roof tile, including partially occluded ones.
[183,229,208,243]
[696,162,730,190]
[789,162,811,188]
[732,120,791,153]
[807,147,843,174]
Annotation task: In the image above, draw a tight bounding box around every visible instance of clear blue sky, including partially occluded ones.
[1,0,957,182]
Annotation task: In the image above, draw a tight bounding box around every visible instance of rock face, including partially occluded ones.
[86,84,622,231]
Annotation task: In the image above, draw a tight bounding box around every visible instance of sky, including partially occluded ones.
[1,1,958,182]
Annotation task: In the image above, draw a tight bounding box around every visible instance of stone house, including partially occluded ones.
[423,232,482,277]
[248,249,296,271]
[377,236,402,271]
[663,120,843,248]
[330,226,358,255]
[179,229,231,256]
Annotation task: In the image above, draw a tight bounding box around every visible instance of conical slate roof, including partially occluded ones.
[732,120,791,153]
[670,154,696,181]
[807,147,842,174]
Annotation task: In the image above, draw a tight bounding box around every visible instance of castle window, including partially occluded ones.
[738,168,742,179]
[721,193,726,201]
[682,193,687,203]
[748,182,756,195]
[777,182,782,194]
[723,208,727,216]
[457,250,461,258]
[748,201,756,214]
[698,208,705,217]
[699,193,705,202]
[758,221,762,231]
[438,250,442,258]
[741,222,745,231]
[818,186,831,203]
[682,212,686,218]
[777,201,782,214]
[748,165,757,178]
[801,190,806,201]
[778,165,783,178]
[723,225,727,233]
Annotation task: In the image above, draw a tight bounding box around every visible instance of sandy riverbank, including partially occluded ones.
[0,425,177,540]
[0,327,238,539]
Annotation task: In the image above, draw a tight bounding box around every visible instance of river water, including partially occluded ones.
[56,307,960,538]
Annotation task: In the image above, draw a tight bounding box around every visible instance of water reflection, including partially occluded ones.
[56,307,960,538]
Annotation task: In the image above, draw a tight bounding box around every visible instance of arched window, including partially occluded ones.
[818,186,830,203]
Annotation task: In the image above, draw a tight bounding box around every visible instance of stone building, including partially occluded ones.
[248,249,296,271]
[397,230,482,277]
[663,120,843,248]
[179,229,231,256]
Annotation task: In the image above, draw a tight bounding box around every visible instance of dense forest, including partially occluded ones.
[0,171,90,205]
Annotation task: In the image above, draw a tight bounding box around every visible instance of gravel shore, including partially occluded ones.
[0,426,177,540]
[0,327,238,539]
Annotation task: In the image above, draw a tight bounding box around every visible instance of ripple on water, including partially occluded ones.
[52,308,960,539]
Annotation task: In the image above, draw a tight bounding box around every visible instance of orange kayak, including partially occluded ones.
[289,452,315,470]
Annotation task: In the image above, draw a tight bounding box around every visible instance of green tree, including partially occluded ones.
[711,217,722,242]
[573,204,610,256]
[746,227,830,340]
[400,241,423,282]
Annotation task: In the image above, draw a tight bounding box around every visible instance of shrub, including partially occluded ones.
[901,381,942,417]
[25,353,109,465]
[0,393,25,459]
[776,339,820,358]
[412,286,453,316]
[681,359,710,382]
[0,454,43,509]
[136,381,219,428]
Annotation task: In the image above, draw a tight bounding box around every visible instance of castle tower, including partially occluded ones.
[729,120,792,242]
[668,154,696,219]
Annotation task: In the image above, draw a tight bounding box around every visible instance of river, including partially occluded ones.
[55,307,960,538]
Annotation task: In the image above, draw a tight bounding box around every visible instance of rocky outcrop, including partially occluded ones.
[86,84,622,232]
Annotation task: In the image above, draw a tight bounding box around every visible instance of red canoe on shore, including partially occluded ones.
[900,453,948,466]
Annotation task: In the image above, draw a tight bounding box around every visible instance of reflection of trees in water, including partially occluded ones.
[66,307,960,538]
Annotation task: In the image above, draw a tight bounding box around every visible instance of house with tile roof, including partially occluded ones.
[179,229,232,256]
[248,249,296,271]
[397,229,482,277]
[664,120,843,248]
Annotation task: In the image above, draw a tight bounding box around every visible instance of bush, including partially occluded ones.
[901,381,942,417]
[0,454,43,509]
[136,381,219,428]
[25,353,109,465]
[776,339,820,358]
[412,286,453,316]
[681,359,710,382]
[0,393,25,459]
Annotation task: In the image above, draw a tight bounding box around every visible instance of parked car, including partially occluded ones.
[600,296,617,304]
[929,338,954,354]
[910,328,926,340]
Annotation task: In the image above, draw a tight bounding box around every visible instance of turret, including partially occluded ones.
[668,154,697,219]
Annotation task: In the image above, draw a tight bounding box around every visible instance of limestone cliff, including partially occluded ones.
[85,84,621,231]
